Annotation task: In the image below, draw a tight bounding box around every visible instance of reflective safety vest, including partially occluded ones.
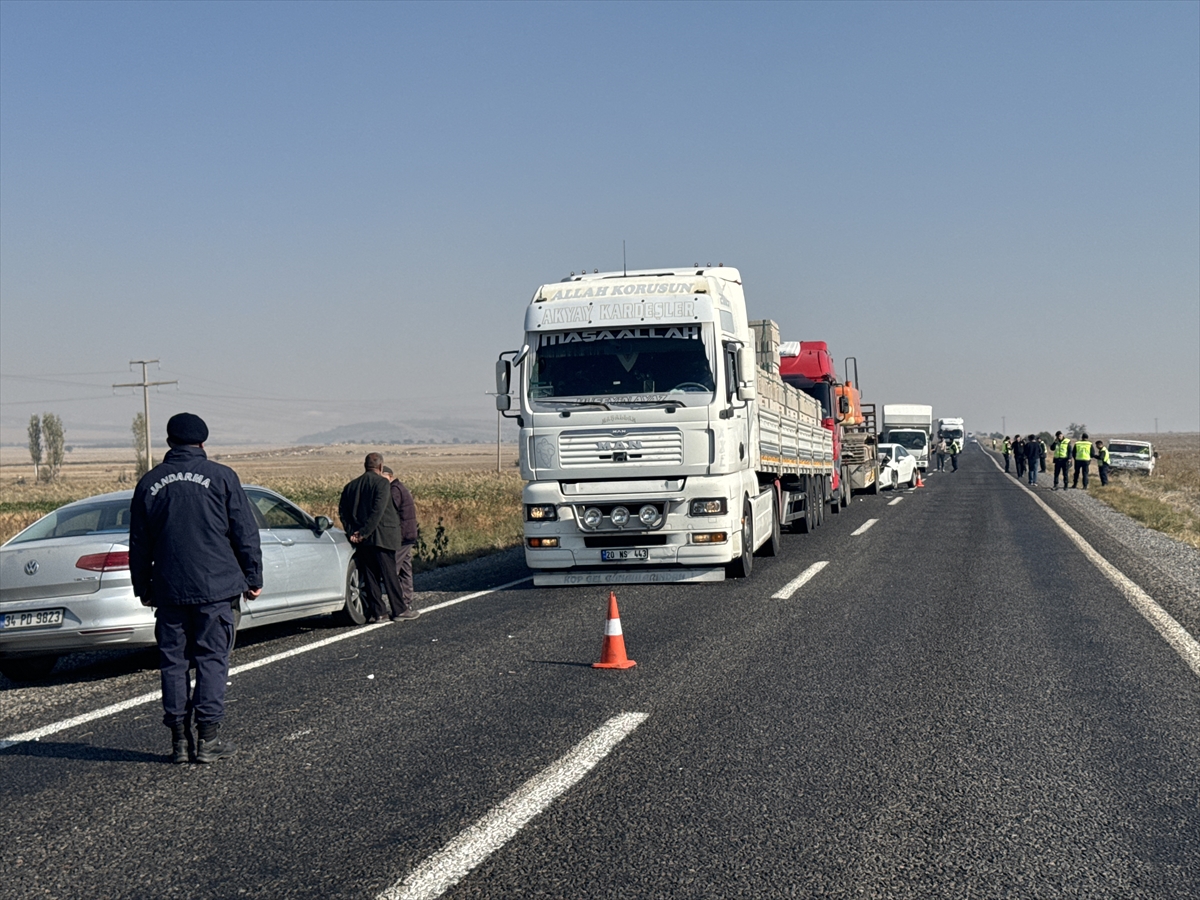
[1003,441,1011,454]
[1099,447,1110,464]
[1074,440,1092,461]
[1053,439,1069,458]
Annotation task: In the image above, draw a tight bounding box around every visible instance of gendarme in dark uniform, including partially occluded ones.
[129,413,262,764]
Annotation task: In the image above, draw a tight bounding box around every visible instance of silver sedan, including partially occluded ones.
[0,487,364,681]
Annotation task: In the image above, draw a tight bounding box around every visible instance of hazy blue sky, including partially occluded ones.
[2,1,1197,448]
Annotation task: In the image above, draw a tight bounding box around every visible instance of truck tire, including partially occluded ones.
[794,477,813,534]
[726,499,754,578]
[759,488,781,557]
[830,475,842,514]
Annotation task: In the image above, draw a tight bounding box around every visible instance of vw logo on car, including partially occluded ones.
[24,560,39,576]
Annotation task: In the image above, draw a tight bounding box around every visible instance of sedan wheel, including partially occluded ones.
[338,564,367,625]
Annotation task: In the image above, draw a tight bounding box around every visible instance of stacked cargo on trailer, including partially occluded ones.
[779,343,880,502]
[496,266,834,586]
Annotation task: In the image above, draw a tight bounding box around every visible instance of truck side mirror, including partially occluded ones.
[495,359,512,411]
[838,396,850,414]
[736,345,756,401]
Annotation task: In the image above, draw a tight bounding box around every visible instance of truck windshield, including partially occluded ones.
[889,431,927,450]
[940,428,964,442]
[801,382,834,419]
[529,327,715,405]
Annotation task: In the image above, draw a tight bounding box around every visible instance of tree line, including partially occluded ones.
[26,413,152,483]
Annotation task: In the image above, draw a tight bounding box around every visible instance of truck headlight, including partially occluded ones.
[690,498,726,516]
[610,506,630,526]
[582,507,603,528]
[525,504,558,522]
[638,504,661,526]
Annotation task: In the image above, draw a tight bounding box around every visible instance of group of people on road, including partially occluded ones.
[933,437,961,472]
[338,453,421,624]
[128,413,422,766]
[1000,432,1111,490]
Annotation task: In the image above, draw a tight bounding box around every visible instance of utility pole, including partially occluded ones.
[114,360,177,469]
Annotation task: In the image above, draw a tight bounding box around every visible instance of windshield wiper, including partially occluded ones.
[609,399,685,409]
[539,399,612,412]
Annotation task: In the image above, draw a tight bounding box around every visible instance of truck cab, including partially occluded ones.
[497,266,832,586]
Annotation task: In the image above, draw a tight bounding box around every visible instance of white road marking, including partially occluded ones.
[851,519,878,536]
[419,576,532,614]
[772,561,829,599]
[888,496,904,506]
[982,447,1200,679]
[0,576,534,750]
[378,712,649,900]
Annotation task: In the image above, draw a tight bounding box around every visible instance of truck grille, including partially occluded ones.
[559,429,684,467]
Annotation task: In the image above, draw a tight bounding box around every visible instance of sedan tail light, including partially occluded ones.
[75,551,131,572]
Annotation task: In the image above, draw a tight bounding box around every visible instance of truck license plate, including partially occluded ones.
[1,608,65,630]
[601,549,649,561]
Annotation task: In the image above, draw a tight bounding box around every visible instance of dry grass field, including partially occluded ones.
[0,443,523,570]
[1090,433,1200,549]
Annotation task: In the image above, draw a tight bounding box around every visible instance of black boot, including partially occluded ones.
[196,722,236,764]
[170,720,194,764]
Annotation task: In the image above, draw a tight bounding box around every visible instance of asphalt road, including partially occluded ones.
[3,446,1198,899]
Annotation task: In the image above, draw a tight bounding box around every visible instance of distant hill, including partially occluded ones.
[296,417,503,445]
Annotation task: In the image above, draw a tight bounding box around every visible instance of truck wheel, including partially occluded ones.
[794,478,813,534]
[726,499,754,578]
[759,489,781,557]
[337,564,367,626]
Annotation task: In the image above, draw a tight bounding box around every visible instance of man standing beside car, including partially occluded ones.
[338,453,418,623]
[129,413,262,765]
[382,466,420,619]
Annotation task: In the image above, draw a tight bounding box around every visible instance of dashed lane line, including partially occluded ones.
[850,519,878,536]
[772,561,830,600]
[888,496,904,506]
[981,446,1200,679]
[378,712,649,900]
[0,576,533,750]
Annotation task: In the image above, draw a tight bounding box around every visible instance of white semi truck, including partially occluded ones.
[495,266,834,586]
[937,417,966,449]
[881,404,934,471]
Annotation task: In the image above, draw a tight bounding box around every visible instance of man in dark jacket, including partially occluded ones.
[1024,434,1041,487]
[129,413,262,764]
[339,453,418,622]
[382,466,419,618]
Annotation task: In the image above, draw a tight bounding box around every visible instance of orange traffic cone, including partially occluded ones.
[915,470,925,488]
[593,592,637,669]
